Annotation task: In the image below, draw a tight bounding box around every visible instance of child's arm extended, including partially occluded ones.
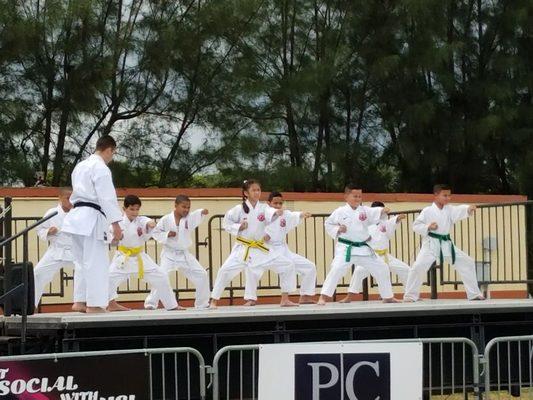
[450,204,476,223]
[151,216,171,244]
[187,209,209,231]
[286,210,310,231]
[137,216,156,241]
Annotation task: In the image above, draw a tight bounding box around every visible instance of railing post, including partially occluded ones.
[527,203,533,297]
[3,197,12,297]
[21,232,29,354]
[430,262,438,299]
[362,278,369,301]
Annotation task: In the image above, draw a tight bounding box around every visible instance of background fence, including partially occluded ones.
[3,201,532,304]
[206,201,532,301]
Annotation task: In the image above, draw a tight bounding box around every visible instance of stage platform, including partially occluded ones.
[2,299,533,357]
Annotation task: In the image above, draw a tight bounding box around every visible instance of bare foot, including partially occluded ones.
[169,305,186,311]
[209,299,218,309]
[382,297,401,303]
[86,307,108,313]
[403,297,416,303]
[317,295,330,305]
[107,300,131,312]
[144,305,157,310]
[243,300,257,306]
[72,302,87,313]
[339,293,356,303]
[280,300,299,307]
[299,295,316,304]
[471,295,486,301]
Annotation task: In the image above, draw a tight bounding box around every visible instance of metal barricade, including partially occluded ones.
[210,338,481,400]
[483,335,533,399]
[0,347,207,400]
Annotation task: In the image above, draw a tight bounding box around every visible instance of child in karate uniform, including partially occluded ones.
[107,195,179,311]
[34,187,84,309]
[259,191,316,304]
[341,201,410,302]
[210,180,297,308]
[144,195,210,310]
[318,184,399,305]
[403,184,484,302]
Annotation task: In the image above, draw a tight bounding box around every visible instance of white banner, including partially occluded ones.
[258,342,423,400]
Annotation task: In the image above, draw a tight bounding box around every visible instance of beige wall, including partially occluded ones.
[1,194,528,304]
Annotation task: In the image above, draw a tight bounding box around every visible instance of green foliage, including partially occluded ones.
[0,0,532,196]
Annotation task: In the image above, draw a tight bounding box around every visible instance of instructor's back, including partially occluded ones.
[62,135,123,313]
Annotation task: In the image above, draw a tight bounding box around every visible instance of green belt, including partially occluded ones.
[428,232,456,265]
[338,237,370,262]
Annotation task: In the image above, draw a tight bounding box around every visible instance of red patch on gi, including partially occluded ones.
[137,227,143,236]
[257,213,265,222]
[359,212,367,221]
[280,218,286,227]
[379,225,387,233]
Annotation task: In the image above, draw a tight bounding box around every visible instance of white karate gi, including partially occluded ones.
[403,203,482,301]
[33,205,83,307]
[320,204,394,299]
[144,209,210,309]
[62,154,122,308]
[260,210,316,296]
[348,215,410,294]
[108,214,178,310]
[211,201,296,301]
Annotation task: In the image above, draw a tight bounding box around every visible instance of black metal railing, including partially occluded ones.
[0,197,59,353]
[4,212,208,303]
[3,200,532,307]
[206,201,533,301]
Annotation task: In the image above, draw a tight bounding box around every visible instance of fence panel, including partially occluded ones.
[483,335,533,399]
[0,347,207,400]
[210,338,481,400]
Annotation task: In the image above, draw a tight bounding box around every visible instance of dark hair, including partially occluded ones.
[371,201,385,208]
[242,179,260,213]
[124,194,141,208]
[344,183,361,193]
[268,191,283,202]
[175,195,190,204]
[433,184,451,194]
[96,135,117,151]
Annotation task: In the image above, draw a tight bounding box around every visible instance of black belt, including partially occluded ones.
[73,202,106,217]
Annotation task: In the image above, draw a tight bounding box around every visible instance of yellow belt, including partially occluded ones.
[374,248,390,265]
[236,236,269,261]
[118,245,144,279]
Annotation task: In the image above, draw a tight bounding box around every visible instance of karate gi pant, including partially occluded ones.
[144,252,210,309]
[33,251,83,307]
[403,246,482,301]
[109,253,178,310]
[265,244,316,296]
[211,246,297,301]
[69,234,109,308]
[321,251,394,299]
[348,254,410,294]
